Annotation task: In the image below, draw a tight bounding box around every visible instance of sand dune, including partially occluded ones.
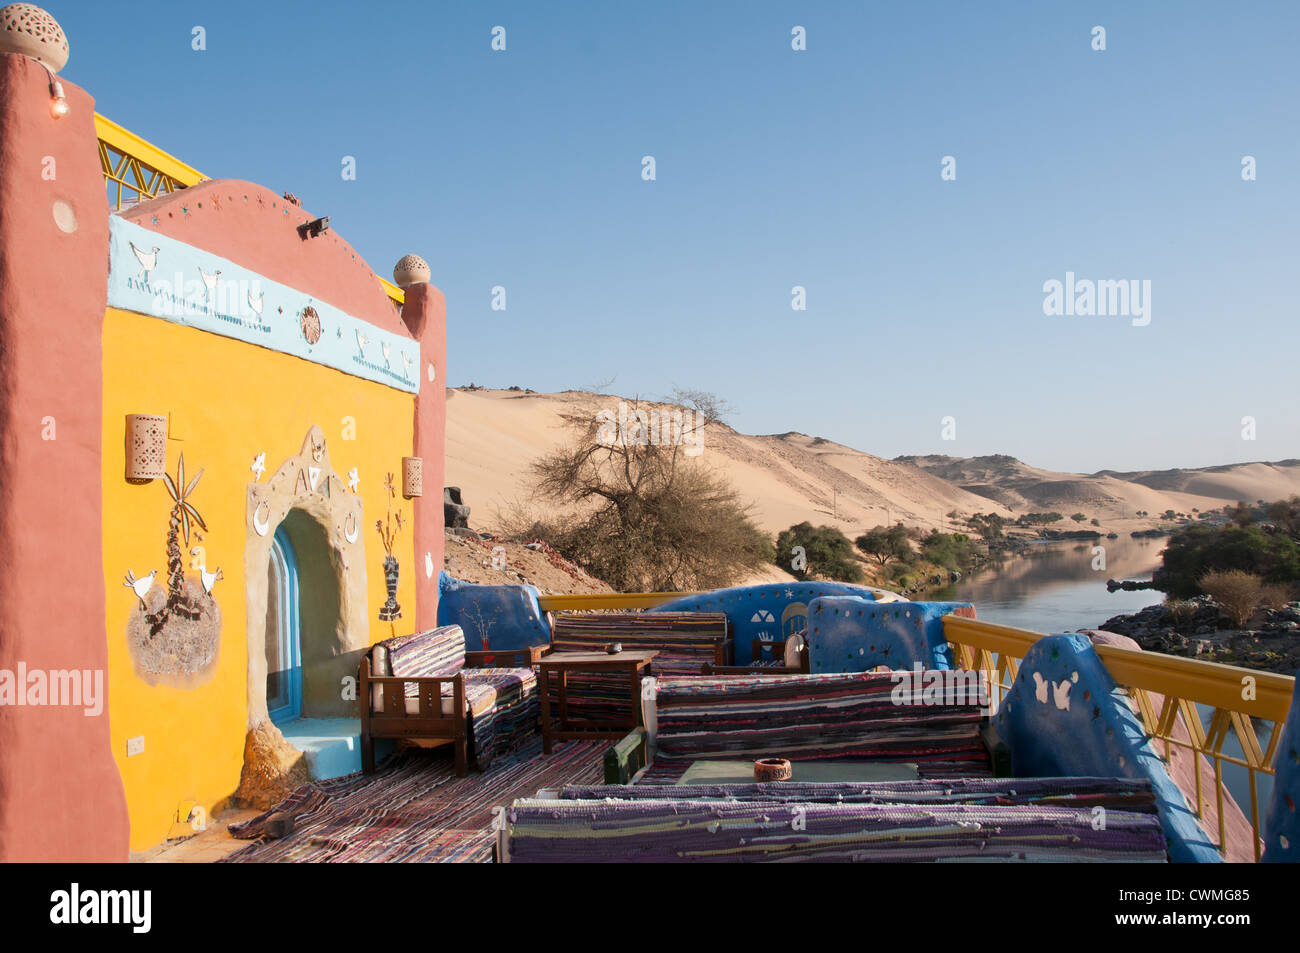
[447,390,1300,541]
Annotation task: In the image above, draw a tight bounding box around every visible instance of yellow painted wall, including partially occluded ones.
[102,307,416,850]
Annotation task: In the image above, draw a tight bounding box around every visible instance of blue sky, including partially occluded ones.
[61,1,1299,473]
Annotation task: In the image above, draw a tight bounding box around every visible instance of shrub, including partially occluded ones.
[1199,570,1263,628]
[1164,598,1198,626]
[1157,525,1300,598]
[919,530,981,571]
[775,522,863,583]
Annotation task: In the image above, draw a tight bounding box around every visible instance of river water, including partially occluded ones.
[930,535,1273,836]
[929,535,1166,632]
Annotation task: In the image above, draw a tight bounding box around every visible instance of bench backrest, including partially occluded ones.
[371,625,466,679]
[650,672,987,766]
[551,611,731,677]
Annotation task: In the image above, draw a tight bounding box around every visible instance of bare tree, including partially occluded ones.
[529,393,771,591]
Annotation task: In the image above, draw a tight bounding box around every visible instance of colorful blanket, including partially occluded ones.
[504,797,1168,862]
[650,672,989,770]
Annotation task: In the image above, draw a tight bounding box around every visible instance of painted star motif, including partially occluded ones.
[348,468,360,492]
[784,589,794,599]
[250,452,266,481]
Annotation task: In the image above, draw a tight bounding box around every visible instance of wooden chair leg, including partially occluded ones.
[455,734,468,777]
[361,732,375,774]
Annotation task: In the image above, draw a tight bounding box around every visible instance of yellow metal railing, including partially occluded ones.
[942,614,1293,862]
[536,592,699,612]
[93,113,404,308]
[95,113,204,210]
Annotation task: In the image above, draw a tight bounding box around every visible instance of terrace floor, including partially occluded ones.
[163,740,605,863]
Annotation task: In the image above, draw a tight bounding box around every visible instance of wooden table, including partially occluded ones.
[537,650,658,754]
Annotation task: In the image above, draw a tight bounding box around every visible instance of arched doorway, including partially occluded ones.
[266,525,302,724]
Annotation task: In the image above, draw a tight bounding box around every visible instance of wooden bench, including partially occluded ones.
[359,624,544,776]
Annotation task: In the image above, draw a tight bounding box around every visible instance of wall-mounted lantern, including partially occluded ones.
[401,456,423,499]
[125,413,167,483]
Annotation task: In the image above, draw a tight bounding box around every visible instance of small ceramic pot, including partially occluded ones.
[754,758,793,782]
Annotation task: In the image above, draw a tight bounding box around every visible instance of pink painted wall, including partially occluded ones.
[401,284,448,631]
[0,54,129,861]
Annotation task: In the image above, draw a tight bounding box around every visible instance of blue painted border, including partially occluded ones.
[268,525,302,724]
[108,217,418,394]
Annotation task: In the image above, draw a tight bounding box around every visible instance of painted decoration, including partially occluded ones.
[124,452,222,686]
[375,472,404,622]
[108,218,418,395]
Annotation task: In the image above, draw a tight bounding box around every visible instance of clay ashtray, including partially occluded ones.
[754,758,793,782]
[605,642,623,654]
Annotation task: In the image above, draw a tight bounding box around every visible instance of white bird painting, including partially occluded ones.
[123,569,157,609]
[129,242,160,282]
[250,452,266,481]
[401,352,414,378]
[355,330,369,358]
[201,567,223,596]
[1032,671,1050,704]
[248,289,264,318]
[381,341,391,368]
[347,467,360,492]
[1051,678,1072,711]
[199,267,221,307]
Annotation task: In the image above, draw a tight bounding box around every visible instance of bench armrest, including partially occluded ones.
[604,728,649,784]
[359,657,465,717]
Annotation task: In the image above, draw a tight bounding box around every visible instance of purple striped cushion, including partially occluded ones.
[376,625,466,678]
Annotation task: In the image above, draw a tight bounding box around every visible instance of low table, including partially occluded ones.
[675,760,920,785]
[538,650,658,754]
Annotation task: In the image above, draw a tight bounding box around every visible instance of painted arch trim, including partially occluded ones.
[107,217,419,394]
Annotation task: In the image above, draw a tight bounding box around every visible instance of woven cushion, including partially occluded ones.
[375,625,466,679]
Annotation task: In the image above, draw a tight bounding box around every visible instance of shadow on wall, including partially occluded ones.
[278,508,349,717]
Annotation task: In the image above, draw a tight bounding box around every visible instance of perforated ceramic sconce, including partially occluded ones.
[125,414,167,483]
[402,456,423,499]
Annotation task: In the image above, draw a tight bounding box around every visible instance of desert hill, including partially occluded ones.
[445,389,1300,542]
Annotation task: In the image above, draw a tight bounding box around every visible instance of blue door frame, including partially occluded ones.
[267,524,302,724]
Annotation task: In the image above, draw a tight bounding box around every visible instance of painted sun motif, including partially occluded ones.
[300,305,321,344]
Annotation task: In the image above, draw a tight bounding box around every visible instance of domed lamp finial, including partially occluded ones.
[393,254,430,288]
[0,4,70,73]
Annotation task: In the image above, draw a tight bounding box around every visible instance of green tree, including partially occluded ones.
[776,522,863,583]
[854,523,913,566]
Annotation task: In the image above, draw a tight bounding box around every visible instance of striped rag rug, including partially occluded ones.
[220,740,603,863]
[557,776,1160,813]
[504,797,1168,863]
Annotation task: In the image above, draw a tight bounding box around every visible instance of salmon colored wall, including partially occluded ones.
[103,307,417,850]
[0,55,129,861]
[403,284,448,631]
